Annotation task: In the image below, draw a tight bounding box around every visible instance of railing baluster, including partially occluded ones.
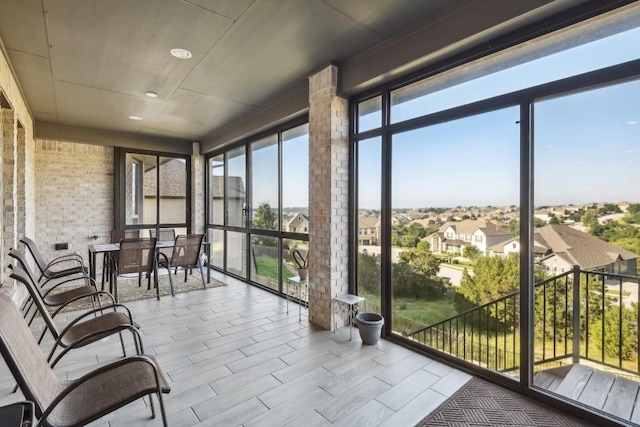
[619,275,623,369]
[543,280,547,360]
[601,273,605,364]
[571,267,579,364]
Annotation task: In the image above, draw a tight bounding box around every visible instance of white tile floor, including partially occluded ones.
[0,271,473,426]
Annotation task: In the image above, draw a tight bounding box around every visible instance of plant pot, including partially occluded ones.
[298,268,308,281]
[355,312,384,345]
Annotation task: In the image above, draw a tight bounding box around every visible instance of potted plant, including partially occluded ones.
[292,248,308,281]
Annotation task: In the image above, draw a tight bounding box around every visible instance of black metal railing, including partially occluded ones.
[405,266,640,376]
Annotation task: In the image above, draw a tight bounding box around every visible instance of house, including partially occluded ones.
[534,224,639,275]
[287,213,309,234]
[0,2,637,425]
[358,216,381,246]
[428,219,512,256]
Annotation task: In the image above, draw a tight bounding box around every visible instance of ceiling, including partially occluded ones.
[0,0,587,151]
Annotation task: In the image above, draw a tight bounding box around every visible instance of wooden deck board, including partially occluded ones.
[603,376,639,420]
[554,364,594,401]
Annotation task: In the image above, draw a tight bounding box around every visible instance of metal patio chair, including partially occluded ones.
[20,236,88,287]
[0,294,170,426]
[10,266,143,369]
[110,238,158,302]
[156,234,206,299]
[8,249,109,326]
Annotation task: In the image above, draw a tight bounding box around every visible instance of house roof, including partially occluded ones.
[287,213,309,227]
[210,176,245,199]
[359,216,381,228]
[439,219,511,236]
[534,224,639,269]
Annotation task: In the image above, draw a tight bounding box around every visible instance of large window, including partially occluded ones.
[206,118,309,299]
[351,3,640,424]
[119,150,190,234]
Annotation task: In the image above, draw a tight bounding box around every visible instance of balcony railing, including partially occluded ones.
[405,266,640,377]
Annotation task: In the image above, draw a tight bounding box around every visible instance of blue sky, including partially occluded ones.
[358,24,640,209]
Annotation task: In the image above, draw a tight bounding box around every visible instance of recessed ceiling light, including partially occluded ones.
[128,115,143,121]
[145,91,158,98]
[170,48,192,59]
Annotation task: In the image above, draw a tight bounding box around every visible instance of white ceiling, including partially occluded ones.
[0,0,586,149]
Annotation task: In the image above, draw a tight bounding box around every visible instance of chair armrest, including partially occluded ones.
[56,303,136,338]
[49,291,117,319]
[38,355,167,427]
[41,275,97,298]
[156,252,169,266]
[45,253,85,269]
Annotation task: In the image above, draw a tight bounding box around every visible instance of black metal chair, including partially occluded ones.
[8,249,106,325]
[20,236,87,287]
[0,294,170,426]
[9,266,143,369]
[102,229,141,290]
[156,234,206,299]
[110,238,158,302]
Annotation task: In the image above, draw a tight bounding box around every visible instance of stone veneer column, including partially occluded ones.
[16,124,25,242]
[308,65,350,329]
[1,106,16,286]
[191,142,205,234]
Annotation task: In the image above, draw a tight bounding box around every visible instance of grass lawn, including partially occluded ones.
[255,256,295,281]
[360,290,458,326]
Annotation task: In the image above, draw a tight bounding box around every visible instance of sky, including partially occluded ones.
[357,24,640,209]
[219,20,640,212]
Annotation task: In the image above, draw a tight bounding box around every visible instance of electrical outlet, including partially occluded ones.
[55,243,69,250]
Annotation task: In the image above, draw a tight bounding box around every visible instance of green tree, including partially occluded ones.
[508,219,519,237]
[592,303,638,361]
[253,202,278,246]
[253,202,277,230]
[358,250,381,295]
[598,203,622,215]
[534,217,547,228]
[548,216,561,224]
[459,254,520,306]
[463,245,481,260]
[393,244,449,299]
[581,209,599,229]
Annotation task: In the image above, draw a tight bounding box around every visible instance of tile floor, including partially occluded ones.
[0,271,472,426]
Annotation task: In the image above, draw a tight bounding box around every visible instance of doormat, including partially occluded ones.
[415,377,594,427]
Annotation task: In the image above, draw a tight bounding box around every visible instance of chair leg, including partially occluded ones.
[119,331,126,357]
[167,266,175,297]
[199,262,206,290]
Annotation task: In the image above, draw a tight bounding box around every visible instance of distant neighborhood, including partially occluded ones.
[358,202,640,275]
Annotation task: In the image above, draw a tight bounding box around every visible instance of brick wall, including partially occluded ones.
[308,65,350,329]
[1,107,15,287]
[34,140,113,264]
[191,142,205,233]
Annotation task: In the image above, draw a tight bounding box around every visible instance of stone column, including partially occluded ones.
[191,142,205,234]
[308,65,350,330]
[1,106,15,287]
[16,124,25,242]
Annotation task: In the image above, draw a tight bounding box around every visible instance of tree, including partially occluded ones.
[358,250,381,295]
[548,216,561,224]
[459,254,520,306]
[581,209,599,229]
[393,244,449,299]
[253,202,278,246]
[533,218,547,228]
[253,202,277,230]
[598,203,622,215]
[508,219,519,237]
[463,245,481,260]
[592,303,638,361]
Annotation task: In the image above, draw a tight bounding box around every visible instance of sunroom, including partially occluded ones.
[0,1,638,426]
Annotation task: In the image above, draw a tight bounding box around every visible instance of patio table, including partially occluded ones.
[88,240,211,298]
